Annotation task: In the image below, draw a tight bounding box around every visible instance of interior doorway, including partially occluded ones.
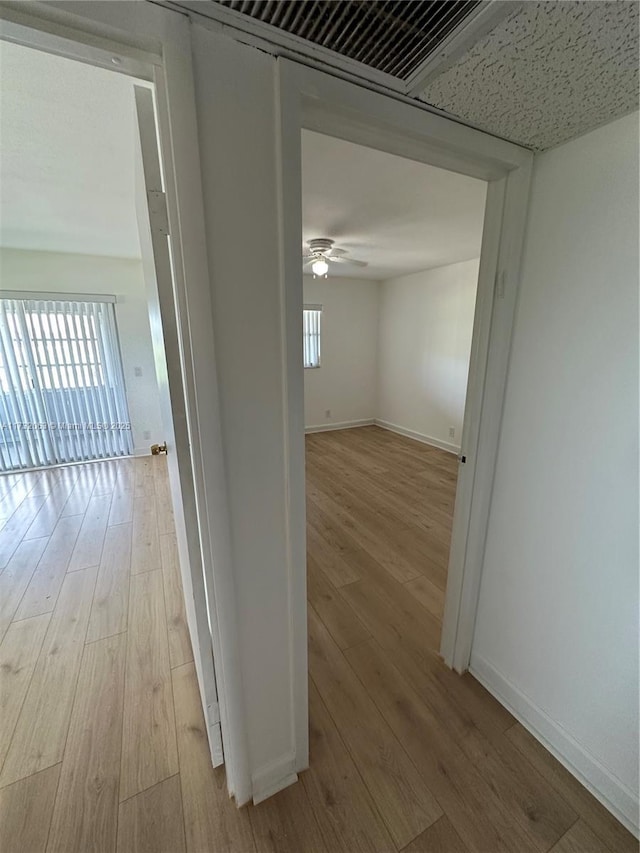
[296,128,558,852]
[301,129,486,657]
[0,32,224,834]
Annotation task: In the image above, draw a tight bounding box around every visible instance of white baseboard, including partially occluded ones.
[470,652,640,837]
[251,753,298,805]
[374,419,460,454]
[305,418,374,434]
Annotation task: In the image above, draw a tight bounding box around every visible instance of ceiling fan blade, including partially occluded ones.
[326,247,347,257]
[328,256,368,267]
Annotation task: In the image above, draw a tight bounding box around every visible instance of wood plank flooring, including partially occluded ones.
[0,431,635,852]
[302,427,635,853]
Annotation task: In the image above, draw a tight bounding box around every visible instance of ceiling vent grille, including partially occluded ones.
[215,0,483,81]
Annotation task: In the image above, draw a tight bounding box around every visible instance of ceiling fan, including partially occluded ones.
[303,238,368,278]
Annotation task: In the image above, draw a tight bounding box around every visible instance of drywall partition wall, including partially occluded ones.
[471,112,639,831]
[303,274,379,429]
[191,24,298,801]
[377,259,479,452]
[0,247,163,455]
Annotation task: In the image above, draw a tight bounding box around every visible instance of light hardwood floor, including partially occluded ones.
[0,433,635,852]
[303,427,635,853]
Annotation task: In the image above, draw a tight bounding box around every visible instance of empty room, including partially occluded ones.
[302,129,485,667]
[0,38,224,852]
[0,1,638,852]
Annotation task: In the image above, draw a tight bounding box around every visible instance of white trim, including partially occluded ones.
[0,3,158,79]
[293,61,529,180]
[0,290,116,303]
[251,752,299,806]
[166,1,403,94]
[305,418,375,434]
[150,23,251,803]
[277,57,533,791]
[440,164,533,674]
[374,419,460,454]
[470,653,640,837]
[276,59,309,781]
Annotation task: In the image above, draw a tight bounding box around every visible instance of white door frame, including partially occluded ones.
[276,59,533,768]
[133,82,226,764]
[0,0,251,803]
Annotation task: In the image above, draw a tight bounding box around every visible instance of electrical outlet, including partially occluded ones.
[143,430,151,440]
[449,426,455,438]
[325,409,331,418]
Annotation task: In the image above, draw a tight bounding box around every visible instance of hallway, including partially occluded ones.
[0,439,634,851]
[0,456,234,852]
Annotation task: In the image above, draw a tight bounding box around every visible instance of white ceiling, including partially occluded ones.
[301,129,487,280]
[0,40,142,259]
[421,1,639,152]
[1,41,486,276]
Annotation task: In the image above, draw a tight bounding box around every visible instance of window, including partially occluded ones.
[1,308,105,393]
[303,305,322,369]
[0,296,133,470]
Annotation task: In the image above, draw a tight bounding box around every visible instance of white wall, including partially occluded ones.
[303,274,378,429]
[192,25,296,800]
[377,260,478,452]
[0,248,164,455]
[472,112,639,830]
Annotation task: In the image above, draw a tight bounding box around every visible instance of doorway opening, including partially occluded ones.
[0,34,224,835]
[301,130,486,660]
[295,129,536,852]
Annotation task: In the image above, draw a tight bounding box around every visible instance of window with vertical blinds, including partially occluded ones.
[303,305,322,369]
[0,297,133,471]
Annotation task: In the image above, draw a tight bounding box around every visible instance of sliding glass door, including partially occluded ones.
[0,297,133,470]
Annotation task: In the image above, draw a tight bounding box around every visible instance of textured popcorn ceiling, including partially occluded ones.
[421,1,639,151]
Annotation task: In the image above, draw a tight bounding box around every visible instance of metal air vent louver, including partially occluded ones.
[215,0,483,81]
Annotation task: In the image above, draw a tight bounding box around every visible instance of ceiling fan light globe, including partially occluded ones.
[311,258,329,277]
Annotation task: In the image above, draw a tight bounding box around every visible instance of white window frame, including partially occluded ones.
[302,303,322,369]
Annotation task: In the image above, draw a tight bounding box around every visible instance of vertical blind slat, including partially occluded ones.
[37,301,71,462]
[15,300,56,465]
[80,301,108,458]
[52,302,84,463]
[61,306,96,460]
[0,301,45,467]
[93,304,116,458]
[105,303,132,456]
[0,303,33,467]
